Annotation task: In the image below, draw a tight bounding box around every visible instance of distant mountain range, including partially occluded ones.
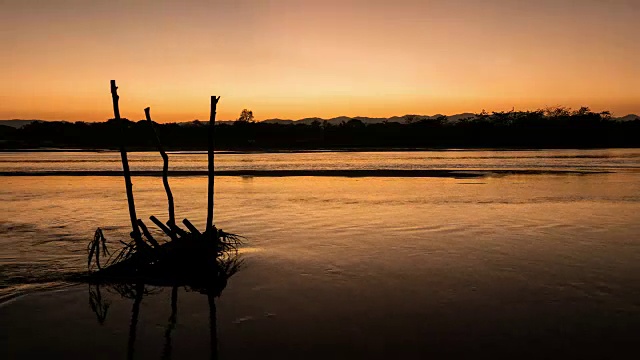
[1,113,639,128]
[615,114,640,122]
[0,119,43,128]
[259,113,479,125]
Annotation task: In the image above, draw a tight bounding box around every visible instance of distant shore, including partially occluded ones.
[1,146,639,153]
[2,109,639,150]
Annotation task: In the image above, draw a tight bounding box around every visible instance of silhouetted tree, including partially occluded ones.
[405,115,418,124]
[2,106,638,150]
[236,109,254,123]
[544,106,571,118]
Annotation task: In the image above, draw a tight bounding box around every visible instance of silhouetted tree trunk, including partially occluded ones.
[111,80,143,247]
[207,96,220,232]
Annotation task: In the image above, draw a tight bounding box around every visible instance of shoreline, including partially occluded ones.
[0,169,612,177]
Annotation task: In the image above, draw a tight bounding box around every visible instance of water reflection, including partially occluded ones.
[87,252,241,360]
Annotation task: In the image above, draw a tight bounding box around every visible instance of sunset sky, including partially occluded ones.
[2,0,639,122]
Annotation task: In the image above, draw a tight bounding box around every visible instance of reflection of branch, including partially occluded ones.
[127,283,145,360]
[208,293,218,360]
[161,286,179,360]
[106,282,159,299]
[88,284,110,324]
[88,228,110,271]
[87,250,242,360]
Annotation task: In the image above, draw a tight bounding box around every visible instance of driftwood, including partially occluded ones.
[149,215,177,241]
[88,81,242,293]
[88,88,239,360]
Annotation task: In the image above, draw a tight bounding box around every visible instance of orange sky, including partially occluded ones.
[2,0,639,122]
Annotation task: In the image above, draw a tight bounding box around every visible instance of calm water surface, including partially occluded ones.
[1,148,639,172]
[1,149,639,358]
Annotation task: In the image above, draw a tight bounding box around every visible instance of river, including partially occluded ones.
[1,149,639,358]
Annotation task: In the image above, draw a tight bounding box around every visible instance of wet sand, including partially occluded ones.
[2,251,639,359]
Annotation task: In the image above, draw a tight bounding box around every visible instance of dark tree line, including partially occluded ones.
[1,107,638,150]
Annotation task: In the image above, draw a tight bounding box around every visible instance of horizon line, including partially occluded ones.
[2,107,639,124]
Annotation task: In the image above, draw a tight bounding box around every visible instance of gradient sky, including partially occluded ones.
[2,0,639,122]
